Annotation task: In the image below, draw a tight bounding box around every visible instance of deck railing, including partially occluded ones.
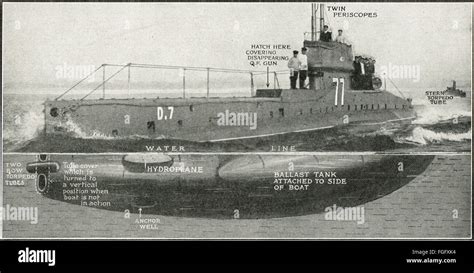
[54,63,289,101]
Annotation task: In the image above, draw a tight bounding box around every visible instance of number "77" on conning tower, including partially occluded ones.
[333,77,345,106]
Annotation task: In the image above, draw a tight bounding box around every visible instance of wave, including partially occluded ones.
[413,103,471,125]
[400,126,471,145]
[61,119,165,140]
[3,108,45,150]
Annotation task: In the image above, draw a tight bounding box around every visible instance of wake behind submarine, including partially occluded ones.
[26,154,434,219]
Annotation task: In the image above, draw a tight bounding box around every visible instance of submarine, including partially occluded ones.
[445,80,467,98]
[43,3,415,143]
[25,153,434,219]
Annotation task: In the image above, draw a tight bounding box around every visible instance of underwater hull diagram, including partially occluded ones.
[26,154,434,219]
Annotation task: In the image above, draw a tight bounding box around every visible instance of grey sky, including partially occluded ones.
[3,2,472,89]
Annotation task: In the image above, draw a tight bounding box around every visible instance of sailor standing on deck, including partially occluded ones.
[288,50,301,89]
[353,56,365,89]
[298,47,308,89]
[319,25,332,42]
[335,29,350,45]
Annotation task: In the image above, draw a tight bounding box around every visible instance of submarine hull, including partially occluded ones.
[44,87,415,142]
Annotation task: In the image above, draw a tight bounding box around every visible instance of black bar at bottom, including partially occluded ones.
[0,240,473,270]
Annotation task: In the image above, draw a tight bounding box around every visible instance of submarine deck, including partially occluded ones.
[49,87,388,106]
[48,96,281,106]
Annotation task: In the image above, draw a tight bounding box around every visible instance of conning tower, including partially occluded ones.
[304,3,380,92]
